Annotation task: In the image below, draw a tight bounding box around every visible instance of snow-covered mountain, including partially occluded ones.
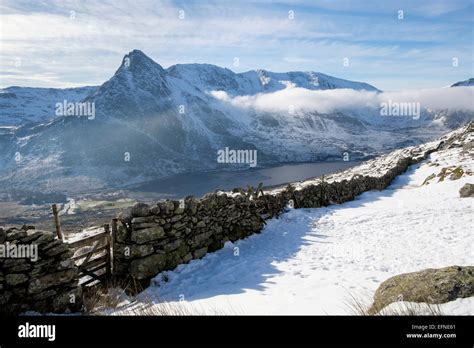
[168,63,380,96]
[0,86,97,126]
[0,50,472,193]
[451,78,474,87]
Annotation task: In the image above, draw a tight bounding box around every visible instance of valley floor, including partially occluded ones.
[112,144,473,315]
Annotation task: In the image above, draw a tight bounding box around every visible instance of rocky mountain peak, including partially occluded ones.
[119,49,166,76]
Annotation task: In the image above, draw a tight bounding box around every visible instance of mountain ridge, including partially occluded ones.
[0,49,472,193]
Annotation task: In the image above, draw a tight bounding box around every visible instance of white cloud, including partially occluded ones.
[0,0,471,89]
[210,86,474,114]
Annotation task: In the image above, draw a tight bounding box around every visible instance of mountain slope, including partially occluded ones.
[0,86,97,126]
[0,50,472,193]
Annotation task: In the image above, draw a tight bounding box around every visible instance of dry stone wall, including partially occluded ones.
[113,156,417,283]
[113,195,265,281]
[114,124,472,284]
[0,226,83,314]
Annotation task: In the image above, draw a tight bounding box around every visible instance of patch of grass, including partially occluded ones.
[422,173,436,186]
[77,199,136,213]
[437,166,465,182]
[83,278,236,315]
[345,291,443,316]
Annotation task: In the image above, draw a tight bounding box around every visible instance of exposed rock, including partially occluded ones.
[459,183,474,197]
[370,266,474,314]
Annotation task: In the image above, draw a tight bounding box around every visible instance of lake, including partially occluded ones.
[130,161,362,200]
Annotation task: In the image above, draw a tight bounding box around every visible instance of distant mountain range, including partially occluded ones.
[0,50,472,193]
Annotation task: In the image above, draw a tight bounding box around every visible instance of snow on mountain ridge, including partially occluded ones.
[0,49,379,126]
[0,50,472,192]
[0,86,97,126]
[166,61,380,96]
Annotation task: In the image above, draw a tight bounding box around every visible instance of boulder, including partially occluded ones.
[459,183,474,197]
[370,266,474,314]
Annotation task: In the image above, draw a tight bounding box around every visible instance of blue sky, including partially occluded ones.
[0,0,473,90]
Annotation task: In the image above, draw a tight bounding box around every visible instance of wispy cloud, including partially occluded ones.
[210,86,474,114]
[0,0,472,89]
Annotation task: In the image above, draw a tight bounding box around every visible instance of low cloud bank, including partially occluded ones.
[209,87,474,114]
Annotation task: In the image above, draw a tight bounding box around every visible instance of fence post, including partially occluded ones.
[110,219,118,279]
[51,204,63,240]
[104,223,112,279]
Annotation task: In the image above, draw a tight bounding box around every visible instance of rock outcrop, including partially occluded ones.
[370,266,474,314]
[459,183,474,197]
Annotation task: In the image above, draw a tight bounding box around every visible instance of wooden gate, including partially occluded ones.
[65,224,113,287]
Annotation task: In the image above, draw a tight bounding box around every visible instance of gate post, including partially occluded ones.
[51,204,63,240]
[104,223,112,279]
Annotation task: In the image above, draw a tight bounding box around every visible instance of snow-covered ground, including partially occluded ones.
[112,144,473,315]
